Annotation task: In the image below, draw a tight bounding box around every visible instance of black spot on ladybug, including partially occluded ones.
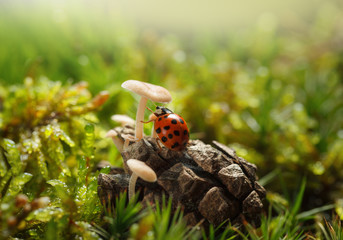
[156,128,161,134]
[171,142,180,149]
[183,142,187,146]
[168,134,173,139]
[164,115,169,119]
[179,118,184,124]
[161,136,168,142]
[174,130,180,136]
[183,130,188,135]
[158,117,162,121]
[171,119,177,124]
[164,126,170,130]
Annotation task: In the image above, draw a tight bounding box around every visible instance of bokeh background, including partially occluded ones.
[1,0,343,220]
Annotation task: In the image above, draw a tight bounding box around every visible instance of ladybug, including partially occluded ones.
[152,106,189,151]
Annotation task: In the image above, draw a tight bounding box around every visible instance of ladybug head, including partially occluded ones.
[154,106,173,116]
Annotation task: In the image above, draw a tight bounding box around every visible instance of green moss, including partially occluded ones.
[0,79,109,238]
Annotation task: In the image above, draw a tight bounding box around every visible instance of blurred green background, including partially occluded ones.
[1,0,343,216]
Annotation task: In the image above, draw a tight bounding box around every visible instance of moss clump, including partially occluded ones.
[0,78,109,239]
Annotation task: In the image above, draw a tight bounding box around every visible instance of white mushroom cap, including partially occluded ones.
[111,114,135,126]
[105,129,118,138]
[122,80,172,103]
[126,159,157,182]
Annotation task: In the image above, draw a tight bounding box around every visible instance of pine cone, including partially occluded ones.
[98,126,266,228]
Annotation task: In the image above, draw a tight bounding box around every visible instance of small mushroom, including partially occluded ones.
[106,130,124,152]
[121,134,139,150]
[121,80,172,140]
[111,114,135,127]
[126,159,157,200]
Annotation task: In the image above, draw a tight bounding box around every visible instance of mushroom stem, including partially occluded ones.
[135,96,148,140]
[128,173,138,201]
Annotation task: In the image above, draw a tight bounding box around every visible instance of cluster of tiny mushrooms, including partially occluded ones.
[106,80,173,200]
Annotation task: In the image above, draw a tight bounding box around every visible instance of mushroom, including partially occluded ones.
[111,114,135,127]
[106,130,124,152]
[121,80,172,140]
[126,159,157,200]
[121,134,139,150]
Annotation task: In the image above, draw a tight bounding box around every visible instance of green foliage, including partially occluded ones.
[241,179,308,240]
[94,194,203,240]
[237,179,318,240]
[28,124,105,238]
[150,198,192,240]
[1,0,343,238]
[0,139,33,202]
[202,223,237,240]
[93,193,145,239]
[317,216,343,240]
[93,188,339,240]
[238,178,338,240]
[0,79,109,238]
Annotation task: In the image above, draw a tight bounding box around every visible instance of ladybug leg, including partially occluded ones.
[140,119,155,124]
[155,138,163,152]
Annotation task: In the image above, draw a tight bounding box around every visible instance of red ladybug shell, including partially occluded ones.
[154,107,189,151]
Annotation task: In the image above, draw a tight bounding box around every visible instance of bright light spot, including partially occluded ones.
[311,161,325,175]
[173,50,186,63]
[293,102,304,112]
[338,130,343,139]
